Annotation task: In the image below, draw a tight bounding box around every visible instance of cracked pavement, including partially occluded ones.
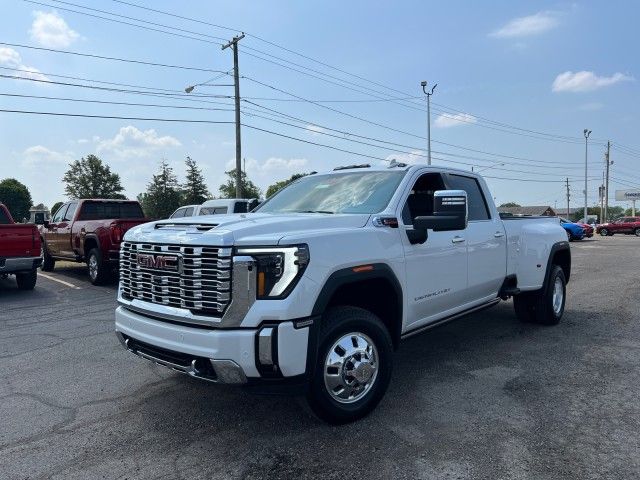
[1,236,639,479]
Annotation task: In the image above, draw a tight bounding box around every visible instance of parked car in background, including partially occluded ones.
[576,222,594,238]
[41,199,148,284]
[0,203,41,290]
[559,217,585,241]
[596,217,640,237]
[169,198,260,219]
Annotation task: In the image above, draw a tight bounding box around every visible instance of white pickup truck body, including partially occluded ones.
[115,165,570,422]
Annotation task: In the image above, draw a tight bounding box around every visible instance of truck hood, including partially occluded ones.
[124,212,371,246]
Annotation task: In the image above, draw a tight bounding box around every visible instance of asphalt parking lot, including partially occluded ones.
[1,235,639,479]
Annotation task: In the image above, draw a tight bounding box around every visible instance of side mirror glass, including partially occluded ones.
[414,190,468,232]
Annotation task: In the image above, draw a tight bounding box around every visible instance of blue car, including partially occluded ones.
[559,217,585,241]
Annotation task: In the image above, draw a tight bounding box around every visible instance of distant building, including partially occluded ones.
[497,205,557,217]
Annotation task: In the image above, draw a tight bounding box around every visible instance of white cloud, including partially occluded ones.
[29,10,80,48]
[384,150,427,165]
[96,125,181,158]
[305,124,326,136]
[22,145,73,166]
[434,113,477,128]
[0,47,49,82]
[579,102,604,111]
[490,11,560,38]
[552,71,634,92]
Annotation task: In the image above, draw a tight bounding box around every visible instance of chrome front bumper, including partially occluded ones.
[115,306,310,383]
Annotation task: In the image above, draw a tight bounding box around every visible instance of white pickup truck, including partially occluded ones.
[115,164,570,423]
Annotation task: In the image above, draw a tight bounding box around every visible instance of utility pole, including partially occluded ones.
[604,141,611,222]
[600,172,605,223]
[583,129,592,223]
[566,177,570,218]
[421,81,437,165]
[222,33,245,198]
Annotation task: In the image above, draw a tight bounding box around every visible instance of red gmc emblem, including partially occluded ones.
[136,253,179,271]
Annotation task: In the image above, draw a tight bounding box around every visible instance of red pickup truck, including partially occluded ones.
[597,217,640,237]
[41,199,147,285]
[0,203,42,290]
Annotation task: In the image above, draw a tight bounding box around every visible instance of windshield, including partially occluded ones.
[256,170,405,214]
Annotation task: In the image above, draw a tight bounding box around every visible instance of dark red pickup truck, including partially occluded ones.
[0,203,42,290]
[41,199,147,284]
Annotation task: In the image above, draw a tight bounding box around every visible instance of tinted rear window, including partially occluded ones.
[78,202,144,220]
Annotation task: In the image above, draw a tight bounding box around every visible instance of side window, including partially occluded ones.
[233,201,248,213]
[402,173,446,225]
[170,208,185,218]
[52,204,68,223]
[63,202,77,221]
[446,175,490,221]
[199,207,212,215]
[213,207,228,214]
[184,207,194,217]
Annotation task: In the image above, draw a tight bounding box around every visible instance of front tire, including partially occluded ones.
[635,228,640,237]
[87,248,109,285]
[513,265,566,325]
[16,270,37,290]
[306,306,393,424]
[41,241,55,272]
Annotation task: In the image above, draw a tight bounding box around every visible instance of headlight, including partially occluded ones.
[236,245,309,299]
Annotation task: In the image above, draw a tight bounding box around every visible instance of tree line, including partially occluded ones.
[1,154,307,220]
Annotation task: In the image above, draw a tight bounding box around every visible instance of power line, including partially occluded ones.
[0,41,228,73]
[0,108,235,124]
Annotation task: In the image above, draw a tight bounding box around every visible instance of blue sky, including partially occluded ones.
[1,0,638,211]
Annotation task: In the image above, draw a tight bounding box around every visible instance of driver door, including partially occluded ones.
[45,203,68,255]
[400,172,469,331]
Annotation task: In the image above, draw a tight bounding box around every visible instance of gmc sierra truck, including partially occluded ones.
[115,164,571,423]
[0,203,42,289]
[42,199,147,285]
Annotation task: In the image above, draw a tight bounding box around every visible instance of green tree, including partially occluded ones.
[62,154,125,199]
[182,156,210,204]
[219,169,261,199]
[139,161,182,219]
[51,201,64,216]
[499,202,521,208]
[266,173,307,198]
[0,178,32,221]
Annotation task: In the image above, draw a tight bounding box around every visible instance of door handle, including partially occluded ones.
[451,236,465,244]
[494,231,505,238]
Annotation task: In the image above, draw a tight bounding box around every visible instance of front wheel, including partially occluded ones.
[306,306,393,424]
[41,241,55,272]
[87,248,109,285]
[16,270,37,290]
[635,228,640,237]
[513,265,566,325]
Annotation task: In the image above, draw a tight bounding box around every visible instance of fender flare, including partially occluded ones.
[81,233,101,258]
[543,241,571,291]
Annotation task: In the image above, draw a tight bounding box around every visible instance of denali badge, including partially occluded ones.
[136,253,179,271]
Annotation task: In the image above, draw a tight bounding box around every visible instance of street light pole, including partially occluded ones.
[583,129,591,223]
[421,81,437,165]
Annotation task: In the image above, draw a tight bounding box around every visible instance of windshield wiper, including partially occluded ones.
[295,210,334,214]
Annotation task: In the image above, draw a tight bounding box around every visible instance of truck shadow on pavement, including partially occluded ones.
[133,301,566,437]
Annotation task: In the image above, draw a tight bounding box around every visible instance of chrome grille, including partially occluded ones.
[120,242,232,316]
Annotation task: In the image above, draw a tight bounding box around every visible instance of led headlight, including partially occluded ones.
[236,245,309,299]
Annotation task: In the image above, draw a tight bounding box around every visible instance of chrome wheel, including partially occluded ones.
[552,276,564,315]
[88,254,98,281]
[600,228,608,236]
[324,332,379,404]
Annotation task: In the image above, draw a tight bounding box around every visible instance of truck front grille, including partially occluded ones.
[119,242,232,316]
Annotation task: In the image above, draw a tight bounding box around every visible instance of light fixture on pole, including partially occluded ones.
[583,129,591,223]
[421,80,437,165]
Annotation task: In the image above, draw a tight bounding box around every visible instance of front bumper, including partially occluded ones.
[115,306,310,385]
[0,256,41,274]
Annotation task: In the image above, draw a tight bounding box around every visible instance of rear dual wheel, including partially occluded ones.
[16,270,37,290]
[514,265,566,326]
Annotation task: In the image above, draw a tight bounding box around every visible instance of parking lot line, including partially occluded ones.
[38,272,82,290]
